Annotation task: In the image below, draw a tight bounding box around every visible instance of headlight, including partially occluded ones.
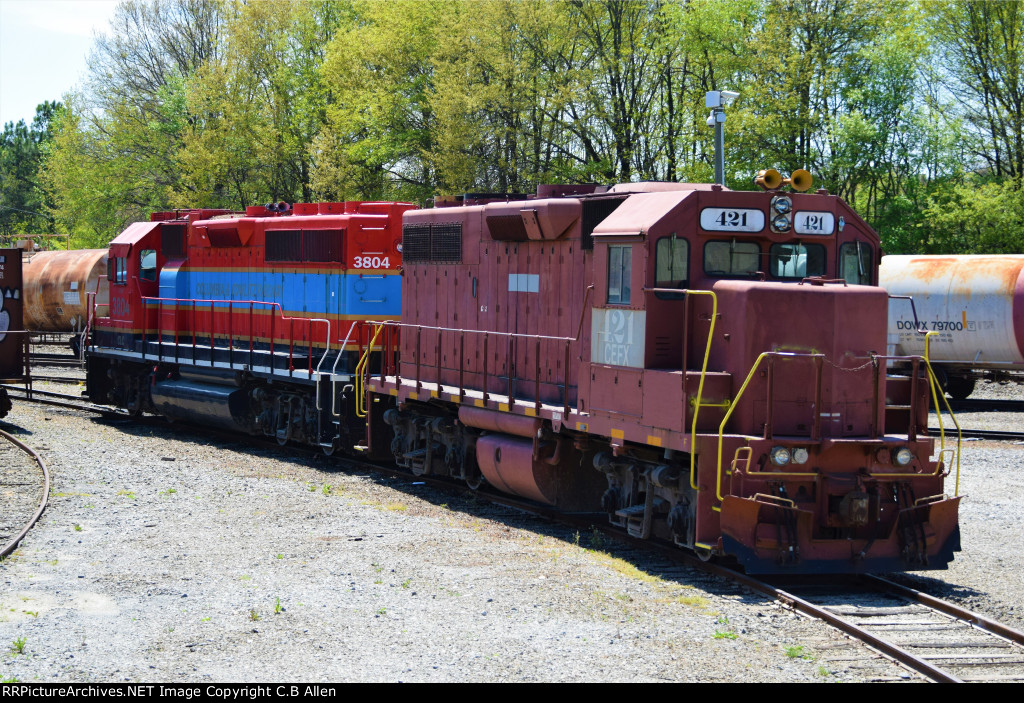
[894,447,913,466]
[792,448,809,465]
[773,197,792,214]
[770,446,791,466]
[772,214,791,231]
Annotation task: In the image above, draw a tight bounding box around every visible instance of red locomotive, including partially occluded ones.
[365,178,962,574]
[82,176,962,574]
[85,201,412,453]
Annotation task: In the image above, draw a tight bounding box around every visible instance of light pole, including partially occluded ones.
[705,90,739,186]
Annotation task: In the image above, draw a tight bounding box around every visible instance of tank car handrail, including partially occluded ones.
[887,294,927,333]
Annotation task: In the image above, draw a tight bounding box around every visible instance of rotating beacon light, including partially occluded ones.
[706,90,739,186]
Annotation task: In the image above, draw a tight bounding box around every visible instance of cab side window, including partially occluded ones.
[108,257,128,285]
[655,236,688,300]
[607,245,632,305]
[839,241,873,284]
[139,249,157,282]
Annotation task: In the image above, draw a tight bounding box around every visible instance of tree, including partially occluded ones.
[0,102,62,240]
[42,0,225,244]
[931,0,1024,183]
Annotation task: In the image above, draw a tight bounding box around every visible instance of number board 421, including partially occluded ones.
[699,208,765,233]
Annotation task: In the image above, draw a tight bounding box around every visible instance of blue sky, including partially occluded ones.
[0,0,119,127]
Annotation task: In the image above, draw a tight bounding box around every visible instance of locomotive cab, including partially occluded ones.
[582,184,960,572]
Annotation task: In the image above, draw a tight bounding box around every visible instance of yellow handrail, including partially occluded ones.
[354,323,385,419]
[922,332,962,495]
[715,352,771,502]
[687,290,719,491]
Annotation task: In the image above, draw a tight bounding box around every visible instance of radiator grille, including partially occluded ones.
[403,222,462,264]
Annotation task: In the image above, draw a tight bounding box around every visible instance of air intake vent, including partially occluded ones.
[302,229,343,263]
[265,229,344,263]
[265,230,302,262]
[580,197,627,251]
[430,222,463,262]
[402,222,461,264]
[402,224,431,263]
[161,222,187,259]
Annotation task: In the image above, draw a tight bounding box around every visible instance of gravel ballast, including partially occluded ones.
[1,379,1022,682]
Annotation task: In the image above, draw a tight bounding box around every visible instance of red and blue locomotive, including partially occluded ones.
[85,177,962,574]
[85,201,411,454]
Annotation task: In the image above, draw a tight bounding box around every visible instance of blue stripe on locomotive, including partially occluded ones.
[157,267,401,319]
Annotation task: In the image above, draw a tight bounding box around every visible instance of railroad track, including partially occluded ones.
[0,427,50,560]
[0,384,123,416]
[758,574,1024,682]
[928,427,1024,442]
[28,352,84,369]
[7,390,1024,682]
[948,398,1024,413]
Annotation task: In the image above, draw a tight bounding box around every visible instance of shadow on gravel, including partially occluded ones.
[0,420,35,436]
[882,571,988,601]
[84,414,772,606]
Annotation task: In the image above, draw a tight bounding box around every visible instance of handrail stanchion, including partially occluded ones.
[288,318,295,374]
[482,333,489,405]
[415,327,422,392]
[192,300,197,364]
[141,298,147,361]
[507,335,513,402]
[812,355,824,441]
[909,357,919,442]
[248,302,254,369]
[458,332,465,400]
[270,307,276,371]
[563,340,570,418]
[534,338,541,414]
[209,302,214,367]
[436,328,442,396]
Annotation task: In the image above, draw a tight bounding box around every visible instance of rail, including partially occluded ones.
[87,293,332,376]
[359,321,580,418]
[712,350,960,506]
[355,323,385,418]
[643,288,722,492]
[354,286,594,418]
[922,331,963,495]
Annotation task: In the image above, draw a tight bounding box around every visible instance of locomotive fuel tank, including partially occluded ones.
[880,255,1024,398]
[22,249,109,333]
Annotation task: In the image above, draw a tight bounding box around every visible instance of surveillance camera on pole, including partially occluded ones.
[705,90,738,185]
